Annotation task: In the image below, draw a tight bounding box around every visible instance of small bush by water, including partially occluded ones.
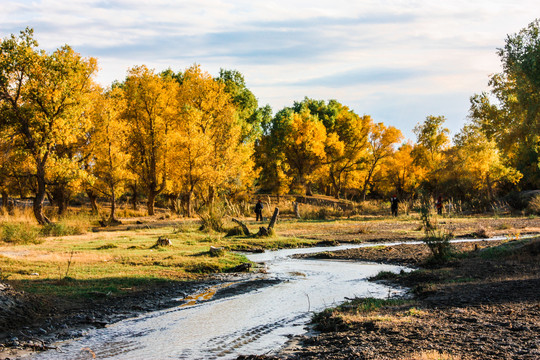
[419,194,453,262]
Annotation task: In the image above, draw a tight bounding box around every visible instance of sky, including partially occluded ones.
[1,1,539,140]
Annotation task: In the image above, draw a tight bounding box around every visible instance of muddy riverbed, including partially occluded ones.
[242,238,540,360]
[1,217,539,359]
[2,244,411,359]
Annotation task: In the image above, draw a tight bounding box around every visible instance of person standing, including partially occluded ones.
[255,199,264,221]
[436,195,443,215]
[390,195,399,217]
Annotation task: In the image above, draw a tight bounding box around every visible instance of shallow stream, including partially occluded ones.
[32,244,411,359]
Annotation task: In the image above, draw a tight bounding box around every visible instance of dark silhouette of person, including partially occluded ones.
[436,195,443,215]
[390,195,399,217]
[255,199,264,221]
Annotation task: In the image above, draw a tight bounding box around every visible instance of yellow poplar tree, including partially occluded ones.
[452,124,522,200]
[360,123,403,200]
[282,109,327,195]
[170,65,247,216]
[412,115,450,194]
[382,142,425,198]
[89,86,132,223]
[0,28,98,224]
[325,109,371,198]
[123,65,176,215]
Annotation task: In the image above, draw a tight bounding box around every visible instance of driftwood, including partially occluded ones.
[228,263,252,272]
[257,207,279,236]
[232,218,251,236]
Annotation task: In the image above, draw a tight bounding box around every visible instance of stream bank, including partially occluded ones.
[243,237,540,360]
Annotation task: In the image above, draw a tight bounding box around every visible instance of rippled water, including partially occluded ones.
[32,244,411,359]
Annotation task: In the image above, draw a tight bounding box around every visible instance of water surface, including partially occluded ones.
[33,244,410,359]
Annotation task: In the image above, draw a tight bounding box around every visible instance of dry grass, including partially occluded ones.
[400,351,461,360]
[528,194,540,215]
[0,220,321,298]
[0,206,37,224]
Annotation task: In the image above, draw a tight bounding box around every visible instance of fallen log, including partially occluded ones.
[231,218,251,236]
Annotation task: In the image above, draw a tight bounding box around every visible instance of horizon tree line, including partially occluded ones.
[1,20,539,224]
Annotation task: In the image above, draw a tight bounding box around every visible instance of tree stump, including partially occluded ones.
[256,207,279,237]
[232,218,251,236]
[268,207,279,229]
[209,246,225,257]
[156,236,172,246]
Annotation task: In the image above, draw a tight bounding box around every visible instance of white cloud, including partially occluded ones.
[1,0,539,139]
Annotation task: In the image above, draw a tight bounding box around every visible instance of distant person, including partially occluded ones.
[436,195,443,215]
[390,195,399,217]
[255,199,264,221]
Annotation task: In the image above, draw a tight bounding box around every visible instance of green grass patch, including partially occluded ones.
[477,239,527,259]
[97,243,118,250]
[41,222,83,237]
[0,224,287,300]
[370,270,400,281]
[1,223,42,244]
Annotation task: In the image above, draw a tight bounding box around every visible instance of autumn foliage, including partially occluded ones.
[1,21,540,223]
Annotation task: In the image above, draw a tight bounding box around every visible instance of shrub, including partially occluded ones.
[0,223,42,244]
[301,206,343,220]
[225,227,245,237]
[528,194,540,215]
[97,243,118,250]
[41,222,83,237]
[419,194,453,261]
[197,205,226,232]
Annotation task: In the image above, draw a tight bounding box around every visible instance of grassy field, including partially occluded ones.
[0,216,321,299]
[1,202,538,302]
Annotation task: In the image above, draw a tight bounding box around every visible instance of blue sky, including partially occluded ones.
[2,0,539,140]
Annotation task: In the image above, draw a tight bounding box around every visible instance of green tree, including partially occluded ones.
[216,69,260,140]
[470,19,540,188]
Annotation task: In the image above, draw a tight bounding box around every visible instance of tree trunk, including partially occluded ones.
[208,185,215,210]
[170,194,178,214]
[486,173,494,201]
[232,218,251,236]
[293,202,300,218]
[86,189,99,214]
[186,189,193,218]
[1,190,7,210]
[33,172,50,225]
[52,186,69,216]
[130,183,139,210]
[305,182,313,196]
[268,207,279,229]
[147,190,157,216]
[108,184,117,223]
